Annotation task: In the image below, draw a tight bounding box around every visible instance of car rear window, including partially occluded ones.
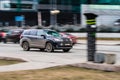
[23,30,30,35]
[23,29,37,36]
[29,30,37,36]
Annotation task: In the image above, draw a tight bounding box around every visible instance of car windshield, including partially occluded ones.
[47,31,60,37]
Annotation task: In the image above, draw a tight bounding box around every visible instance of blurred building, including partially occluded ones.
[38,0,120,26]
[81,0,120,28]
[0,0,120,27]
[38,0,86,26]
[0,0,38,27]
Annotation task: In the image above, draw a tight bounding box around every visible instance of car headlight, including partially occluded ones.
[69,38,73,42]
[54,38,63,42]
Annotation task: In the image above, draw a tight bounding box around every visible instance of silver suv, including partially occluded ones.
[20,29,73,52]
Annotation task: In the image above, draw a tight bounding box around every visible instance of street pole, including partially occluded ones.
[73,14,77,25]
[50,0,57,26]
[84,13,98,61]
[50,0,60,30]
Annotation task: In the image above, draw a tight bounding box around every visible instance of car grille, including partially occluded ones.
[62,38,72,46]
[63,38,70,42]
[55,38,72,48]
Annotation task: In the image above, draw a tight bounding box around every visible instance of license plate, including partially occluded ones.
[65,44,70,46]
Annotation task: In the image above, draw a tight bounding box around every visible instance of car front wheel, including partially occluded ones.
[45,42,54,52]
[3,38,7,43]
[22,42,30,51]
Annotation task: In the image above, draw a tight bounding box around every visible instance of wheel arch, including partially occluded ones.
[22,40,29,47]
[45,40,55,47]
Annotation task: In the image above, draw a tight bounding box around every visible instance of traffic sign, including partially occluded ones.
[15,16,24,21]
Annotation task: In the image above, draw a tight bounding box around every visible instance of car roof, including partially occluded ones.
[23,29,55,32]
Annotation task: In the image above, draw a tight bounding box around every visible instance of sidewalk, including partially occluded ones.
[0,56,86,72]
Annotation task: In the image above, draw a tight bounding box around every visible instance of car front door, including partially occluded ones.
[35,30,46,48]
[28,30,38,47]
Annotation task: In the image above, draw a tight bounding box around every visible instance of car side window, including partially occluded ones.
[30,30,37,36]
[37,30,44,36]
[23,30,30,35]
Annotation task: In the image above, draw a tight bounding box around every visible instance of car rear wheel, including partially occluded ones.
[3,38,7,43]
[22,42,30,51]
[63,49,70,52]
[45,43,54,52]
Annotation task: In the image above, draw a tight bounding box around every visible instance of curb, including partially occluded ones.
[0,56,27,62]
[70,62,120,72]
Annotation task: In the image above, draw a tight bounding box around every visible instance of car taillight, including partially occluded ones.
[20,35,23,39]
[1,32,6,38]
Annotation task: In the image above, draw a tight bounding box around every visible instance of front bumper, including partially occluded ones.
[54,42,73,49]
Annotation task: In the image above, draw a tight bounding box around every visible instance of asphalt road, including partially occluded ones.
[0,42,87,64]
[0,42,120,63]
[0,42,119,72]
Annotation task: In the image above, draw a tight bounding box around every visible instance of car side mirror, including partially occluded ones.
[41,35,46,39]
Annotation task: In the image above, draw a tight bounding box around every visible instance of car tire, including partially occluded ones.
[3,38,7,43]
[63,49,70,52]
[22,42,30,51]
[45,42,54,52]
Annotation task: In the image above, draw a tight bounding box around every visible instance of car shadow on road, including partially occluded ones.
[24,49,73,54]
